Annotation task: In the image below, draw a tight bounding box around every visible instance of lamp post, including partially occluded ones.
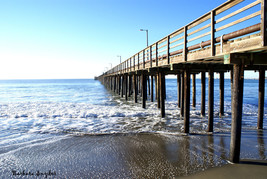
[117,55,121,64]
[140,29,148,47]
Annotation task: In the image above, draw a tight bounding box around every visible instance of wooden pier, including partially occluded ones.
[96,0,267,163]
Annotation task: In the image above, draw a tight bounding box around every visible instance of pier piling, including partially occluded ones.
[184,68,190,133]
[230,64,244,163]
[201,72,206,117]
[208,68,214,133]
[192,74,196,108]
[258,69,265,129]
[220,72,225,117]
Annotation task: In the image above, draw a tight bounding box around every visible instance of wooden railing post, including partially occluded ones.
[156,43,159,66]
[261,0,267,46]
[133,56,135,71]
[150,46,152,68]
[143,50,145,69]
[211,10,215,56]
[183,26,188,61]
[138,53,140,70]
[167,36,170,64]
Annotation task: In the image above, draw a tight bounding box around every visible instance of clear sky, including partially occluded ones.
[0,0,260,79]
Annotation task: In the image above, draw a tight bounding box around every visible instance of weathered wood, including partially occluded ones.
[147,76,150,96]
[133,75,138,103]
[121,75,124,97]
[125,75,128,101]
[142,73,147,108]
[192,74,196,108]
[151,75,154,102]
[230,63,244,163]
[167,36,170,64]
[184,68,191,133]
[159,72,165,117]
[188,31,210,43]
[215,0,244,16]
[261,0,267,46]
[211,10,215,56]
[177,73,181,108]
[231,69,234,117]
[180,72,185,117]
[258,69,265,129]
[216,0,261,24]
[184,26,188,62]
[208,69,214,132]
[155,75,158,100]
[220,72,225,117]
[188,24,211,36]
[217,11,261,32]
[201,72,206,117]
[157,73,161,109]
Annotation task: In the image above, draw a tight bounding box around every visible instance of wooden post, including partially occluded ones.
[261,0,267,46]
[151,75,154,102]
[113,77,115,92]
[201,72,206,117]
[258,69,265,129]
[231,70,234,118]
[211,10,215,56]
[125,75,128,101]
[230,64,244,163]
[177,73,181,108]
[180,72,184,117]
[121,75,124,98]
[183,26,188,62]
[147,76,150,96]
[142,73,147,109]
[220,72,225,117]
[208,68,214,133]
[133,75,138,103]
[159,71,165,117]
[119,75,121,95]
[184,68,190,133]
[157,73,161,109]
[192,74,196,108]
[155,75,158,100]
[128,75,132,97]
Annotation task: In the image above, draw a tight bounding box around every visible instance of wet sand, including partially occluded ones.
[0,130,266,178]
[183,160,267,179]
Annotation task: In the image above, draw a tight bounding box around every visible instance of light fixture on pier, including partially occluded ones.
[140,29,148,47]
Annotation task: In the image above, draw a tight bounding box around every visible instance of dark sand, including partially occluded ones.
[182,159,267,179]
[0,130,266,178]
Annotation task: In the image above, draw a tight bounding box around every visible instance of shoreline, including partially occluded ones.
[0,130,266,178]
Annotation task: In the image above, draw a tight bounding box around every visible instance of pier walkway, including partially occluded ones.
[96,0,267,163]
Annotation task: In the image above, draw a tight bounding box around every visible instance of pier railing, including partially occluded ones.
[103,0,265,76]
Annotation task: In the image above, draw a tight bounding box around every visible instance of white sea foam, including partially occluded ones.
[0,99,262,136]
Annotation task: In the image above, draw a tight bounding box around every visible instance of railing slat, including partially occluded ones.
[216,11,261,32]
[216,0,261,24]
[187,31,211,43]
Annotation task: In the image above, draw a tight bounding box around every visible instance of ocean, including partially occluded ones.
[0,78,266,178]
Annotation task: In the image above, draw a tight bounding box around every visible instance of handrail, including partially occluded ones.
[103,0,263,76]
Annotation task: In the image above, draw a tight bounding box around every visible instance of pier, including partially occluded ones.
[96,0,267,163]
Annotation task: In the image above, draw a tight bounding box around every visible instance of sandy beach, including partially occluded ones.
[0,129,266,178]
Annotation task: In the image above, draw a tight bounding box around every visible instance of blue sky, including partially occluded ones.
[0,0,260,79]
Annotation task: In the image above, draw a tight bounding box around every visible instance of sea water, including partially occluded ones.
[0,78,266,149]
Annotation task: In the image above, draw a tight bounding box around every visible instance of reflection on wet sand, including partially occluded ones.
[0,130,266,178]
